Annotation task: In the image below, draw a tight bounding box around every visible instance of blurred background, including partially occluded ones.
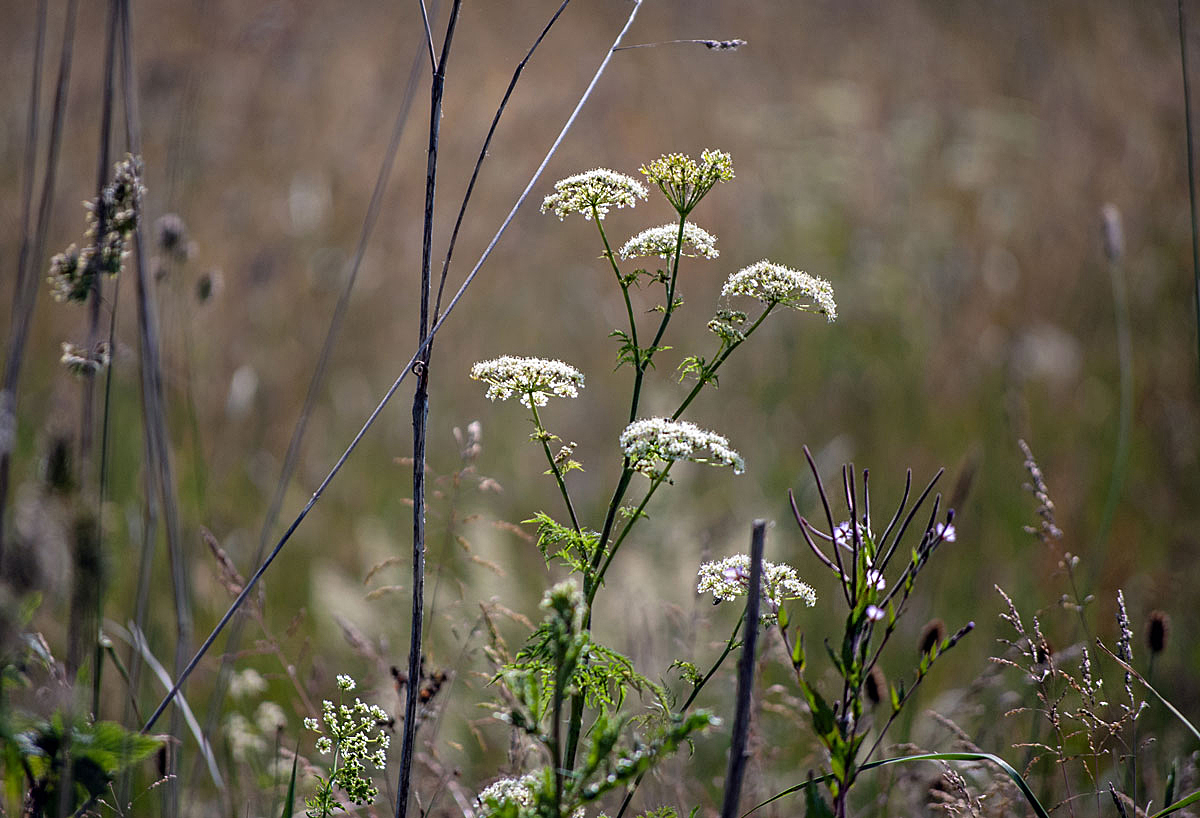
[2,0,1199,814]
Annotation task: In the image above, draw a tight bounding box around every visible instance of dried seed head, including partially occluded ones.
[863,665,886,707]
[919,618,946,657]
[1146,610,1169,655]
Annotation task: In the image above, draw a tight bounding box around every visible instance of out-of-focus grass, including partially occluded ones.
[2,0,1198,812]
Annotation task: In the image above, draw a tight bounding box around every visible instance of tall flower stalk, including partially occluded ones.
[475,150,839,790]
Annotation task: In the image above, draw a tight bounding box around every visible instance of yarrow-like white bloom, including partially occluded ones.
[640,149,734,214]
[697,554,817,624]
[619,417,744,475]
[865,604,885,622]
[475,771,585,818]
[618,222,719,261]
[721,260,837,321]
[865,568,886,592]
[541,169,647,220]
[934,522,956,542]
[470,356,584,408]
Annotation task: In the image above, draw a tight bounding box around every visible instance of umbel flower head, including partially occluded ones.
[541,168,647,220]
[620,417,744,476]
[303,674,391,814]
[619,222,719,261]
[640,149,734,215]
[470,356,584,408]
[475,770,584,818]
[721,259,837,321]
[697,554,817,624]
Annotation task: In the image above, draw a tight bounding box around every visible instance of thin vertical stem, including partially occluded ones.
[0,0,78,564]
[720,521,766,818]
[1181,0,1200,387]
[398,3,463,817]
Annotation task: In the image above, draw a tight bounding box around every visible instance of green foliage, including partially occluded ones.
[526,512,598,578]
[4,713,163,816]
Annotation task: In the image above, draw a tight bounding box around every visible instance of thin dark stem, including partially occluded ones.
[0,0,78,563]
[803,446,850,604]
[397,2,463,816]
[431,0,572,325]
[199,6,429,750]
[119,0,190,809]
[1180,0,1200,387]
[720,521,766,818]
[140,0,643,734]
[78,0,120,495]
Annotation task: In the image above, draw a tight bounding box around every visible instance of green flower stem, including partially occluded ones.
[592,208,642,387]
[588,466,673,609]
[615,612,746,818]
[565,465,671,772]
[627,214,688,423]
[529,397,582,534]
[672,302,776,420]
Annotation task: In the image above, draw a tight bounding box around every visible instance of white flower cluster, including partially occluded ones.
[475,772,584,818]
[721,260,837,321]
[618,222,719,261]
[541,168,647,220]
[470,356,584,408]
[303,678,391,807]
[697,554,817,624]
[619,417,744,475]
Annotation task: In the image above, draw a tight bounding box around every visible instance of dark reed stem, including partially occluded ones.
[117,0,190,810]
[1180,0,1200,387]
[720,521,766,818]
[397,1,462,815]
[0,0,78,565]
[196,7,431,758]
[431,0,572,324]
[78,0,120,495]
[140,0,643,735]
[0,0,47,565]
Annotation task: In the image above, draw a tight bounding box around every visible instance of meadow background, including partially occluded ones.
[2,1,1199,815]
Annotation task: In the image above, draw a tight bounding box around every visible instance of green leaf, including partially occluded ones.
[280,744,300,818]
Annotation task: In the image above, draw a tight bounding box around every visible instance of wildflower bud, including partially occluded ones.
[918,619,946,657]
[1101,204,1124,263]
[1146,610,1170,655]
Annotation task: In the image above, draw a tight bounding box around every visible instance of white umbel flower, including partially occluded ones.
[619,417,744,475]
[470,356,585,408]
[721,260,837,321]
[618,222,719,260]
[697,554,817,624]
[541,169,647,220]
